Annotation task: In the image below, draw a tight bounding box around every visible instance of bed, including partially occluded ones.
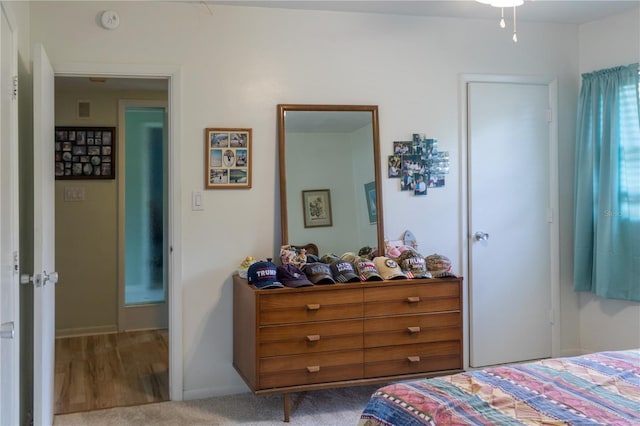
[359,349,640,426]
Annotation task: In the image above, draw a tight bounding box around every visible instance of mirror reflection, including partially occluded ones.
[278,105,384,256]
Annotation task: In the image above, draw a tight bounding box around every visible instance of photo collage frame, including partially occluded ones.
[54,127,115,179]
[388,133,450,196]
[205,128,252,189]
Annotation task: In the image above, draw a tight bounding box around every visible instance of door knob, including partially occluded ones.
[474,231,490,241]
[19,271,58,287]
[43,271,59,285]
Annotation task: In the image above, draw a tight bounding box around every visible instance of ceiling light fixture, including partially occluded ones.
[476,0,524,43]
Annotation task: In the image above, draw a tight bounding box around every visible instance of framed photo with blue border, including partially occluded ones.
[364,181,377,224]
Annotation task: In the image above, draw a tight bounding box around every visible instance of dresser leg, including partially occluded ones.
[283,392,291,422]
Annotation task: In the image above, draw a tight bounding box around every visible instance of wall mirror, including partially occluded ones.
[278,104,384,257]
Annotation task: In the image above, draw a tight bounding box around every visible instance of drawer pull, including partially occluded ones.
[407,356,421,363]
[306,365,320,373]
[407,296,420,303]
[306,334,321,342]
[306,304,320,311]
[407,326,421,334]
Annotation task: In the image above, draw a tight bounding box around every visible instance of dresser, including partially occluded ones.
[233,274,463,421]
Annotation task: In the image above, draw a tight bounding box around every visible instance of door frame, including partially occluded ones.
[458,74,560,370]
[54,62,183,401]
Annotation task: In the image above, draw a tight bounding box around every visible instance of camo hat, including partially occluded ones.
[425,254,457,278]
[397,249,432,279]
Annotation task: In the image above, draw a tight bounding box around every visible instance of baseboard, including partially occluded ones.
[55,325,117,338]
[183,384,249,401]
[559,348,584,357]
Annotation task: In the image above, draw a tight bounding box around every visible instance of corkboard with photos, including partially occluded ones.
[54,127,115,179]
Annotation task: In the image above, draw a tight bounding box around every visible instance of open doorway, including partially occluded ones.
[53,76,170,413]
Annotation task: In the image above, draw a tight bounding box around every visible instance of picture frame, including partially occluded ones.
[364,181,377,224]
[205,128,252,189]
[54,126,116,179]
[302,189,332,228]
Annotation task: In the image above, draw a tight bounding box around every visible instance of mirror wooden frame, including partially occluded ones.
[277,104,385,256]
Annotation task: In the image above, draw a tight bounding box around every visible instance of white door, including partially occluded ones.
[32,42,56,426]
[0,3,19,425]
[468,82,552,367]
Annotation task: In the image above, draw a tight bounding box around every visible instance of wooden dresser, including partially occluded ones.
[233,274,463,421]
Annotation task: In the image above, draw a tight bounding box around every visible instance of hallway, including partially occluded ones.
[54,329,169,414]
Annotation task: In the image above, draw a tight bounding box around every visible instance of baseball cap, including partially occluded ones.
[302,262,335,284]
[373,256,407,280]
[425,254,457,278]
[397,249,432,279]
[277,263,314,288]
[330,259,361,283]
[340,252,358,263]
[306,253,321,263]
[247,260,284,289]
[320,253,339,264]
[358,246,375,260]
[354,257,384,281]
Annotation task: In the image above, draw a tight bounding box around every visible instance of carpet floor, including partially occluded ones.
[53,384,382,425]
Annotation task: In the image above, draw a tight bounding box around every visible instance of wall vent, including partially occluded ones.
[77,100,91,119]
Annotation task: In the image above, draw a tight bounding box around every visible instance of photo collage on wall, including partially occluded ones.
[54,127,115,179]
[388,133,450,196]
[205,128,252,189]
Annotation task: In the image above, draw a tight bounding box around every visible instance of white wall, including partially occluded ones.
[26,1,586,398]
[576,10,640,354]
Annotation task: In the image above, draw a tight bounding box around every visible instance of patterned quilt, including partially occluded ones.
[359,349,640,426]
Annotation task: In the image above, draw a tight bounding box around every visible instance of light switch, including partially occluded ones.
[64,186,85,202]
[192,191,204,211]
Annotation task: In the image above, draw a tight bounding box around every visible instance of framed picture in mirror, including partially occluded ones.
[302,189,332,228]
[364,181,377,224]
[205,127,252,189]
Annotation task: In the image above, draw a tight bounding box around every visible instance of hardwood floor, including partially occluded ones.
[54,329,169,414]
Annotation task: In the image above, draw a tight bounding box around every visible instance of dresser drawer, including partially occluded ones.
[260,319,363,356]
[259,288,363,325]
[364,281,460,317]
[364,341,461,377]
[363,312,461,348]
[259,350,363,388]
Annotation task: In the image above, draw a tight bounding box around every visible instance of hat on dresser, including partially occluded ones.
[330,259,361,283]
[397,249,432,279]
[340,252,358,263]
[247,260,284,289]
[320,253,339,264]
[373,256,407,280]
[277,263,314,288]
[425,254,457,278]
[302,262,336,285]
[353,256,384,281]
